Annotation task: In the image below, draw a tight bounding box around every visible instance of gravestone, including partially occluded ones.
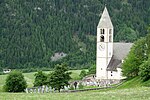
[41,85,45,93]
[60,89,63,92]
[30,88,33,93]
[64,86,68,90]
[34,88,37,93]
[45,86,49,93]
[49,86,52,93]
[25,88,28,93]
[38,87,41,93]
[53,88,56,93]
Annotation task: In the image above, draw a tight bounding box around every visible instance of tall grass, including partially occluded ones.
[0,87,150,100]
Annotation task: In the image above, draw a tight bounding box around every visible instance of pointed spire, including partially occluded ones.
[97,7,113,28]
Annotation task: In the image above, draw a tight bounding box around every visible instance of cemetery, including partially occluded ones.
[24,76,123,94]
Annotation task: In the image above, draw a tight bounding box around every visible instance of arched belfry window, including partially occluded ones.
[109,29,112,34]
[100,35,104,42]
[100,29,103,34]
[100,29,105,34]
[109,35,112,42]
[103,29,105,34]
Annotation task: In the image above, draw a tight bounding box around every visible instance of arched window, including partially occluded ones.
[109,29,112,34]
[100,29,105,34]
[100,35,104,42]
[109,35,112,42]
[103,29,105,34]
[100,29,103,34]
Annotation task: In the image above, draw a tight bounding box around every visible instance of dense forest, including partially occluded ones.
[0,0,150,71]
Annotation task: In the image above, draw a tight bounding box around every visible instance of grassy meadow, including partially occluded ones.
[0,87,150,100]
[0,70,82,92]
[0,70,150,100]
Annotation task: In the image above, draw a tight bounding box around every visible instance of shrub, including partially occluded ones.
[4,71,27,92]
[0,72,3,75]
[69,85,74,90]
[88,64,96,75]
[78,83,84,89]
[122,38,147,78]
[79,70,87,79]
[139,61,150,81]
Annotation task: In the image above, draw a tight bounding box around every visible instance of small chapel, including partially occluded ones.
[96,7,133,81]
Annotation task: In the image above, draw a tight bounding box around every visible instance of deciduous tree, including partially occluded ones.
[4,71,27,92]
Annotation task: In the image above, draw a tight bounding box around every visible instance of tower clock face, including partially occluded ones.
[99,43,105,51]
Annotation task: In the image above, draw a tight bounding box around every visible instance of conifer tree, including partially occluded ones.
[47,64,71,92]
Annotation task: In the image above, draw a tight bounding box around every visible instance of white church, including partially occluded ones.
[96,7,133,81]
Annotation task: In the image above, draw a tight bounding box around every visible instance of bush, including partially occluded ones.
[3,71,27,92]
[139,61,150,81]
[122,38,147,78]
[79,70,87,79]
[88,64,96,75]
[78,83,84,89]
[0,72,4,75]
[69,85,74,90]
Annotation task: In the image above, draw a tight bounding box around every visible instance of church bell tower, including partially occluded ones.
[96,7,114,79]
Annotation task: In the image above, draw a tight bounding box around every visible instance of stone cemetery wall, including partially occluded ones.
[25,85,70,93]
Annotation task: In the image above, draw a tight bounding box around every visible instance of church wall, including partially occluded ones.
[96,43,107,57]
[107,68,124,79]
[107,43,113,58]
[96,57,107,79]
[96,7,120,80]
[107,57,111,66]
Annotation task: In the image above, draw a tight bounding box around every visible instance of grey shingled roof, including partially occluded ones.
[107,43,133,71]
[113,43,133,60]
[97,7,113,28]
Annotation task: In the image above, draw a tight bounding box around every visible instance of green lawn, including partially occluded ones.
[0,70,82,92]
[117,77,150,89]
[0,71,150,100]
[0,74,6,92]
[0,87,150,100]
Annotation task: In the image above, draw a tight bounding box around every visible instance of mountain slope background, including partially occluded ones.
[0,0,150,70]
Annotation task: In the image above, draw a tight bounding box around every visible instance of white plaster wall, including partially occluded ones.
[96,27,114,80]
[97,43,107,57]
[107,68,124,79]
[108,43,113,57]
[96,58,107,79]
[107,57,111,66]
[104,28,108,42]
[97,28,110,43]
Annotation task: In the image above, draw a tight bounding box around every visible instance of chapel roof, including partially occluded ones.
[97,7,113,28]
[107,43,133,71]
[113,43,133,60]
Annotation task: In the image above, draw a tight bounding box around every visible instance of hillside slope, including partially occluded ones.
[117,77,150,89]
[0,0,150,70]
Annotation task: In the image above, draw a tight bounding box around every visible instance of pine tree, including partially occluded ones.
[47,63,71,92]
